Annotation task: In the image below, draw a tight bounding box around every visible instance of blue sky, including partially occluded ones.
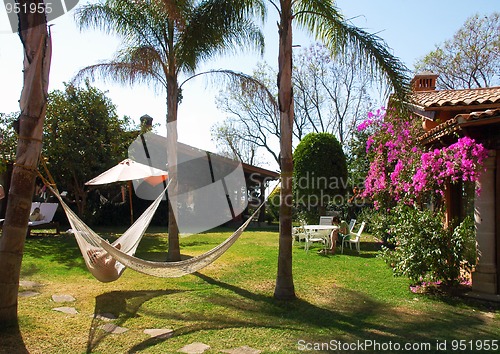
[1,0,499,166]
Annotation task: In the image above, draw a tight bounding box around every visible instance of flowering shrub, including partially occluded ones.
[359,108,488,208]
[359,108,484,286]
[379,206,476,285]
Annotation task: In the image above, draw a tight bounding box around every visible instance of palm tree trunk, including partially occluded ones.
[0,2,51,327]
[166,76,181,261]
[274,0,295,300]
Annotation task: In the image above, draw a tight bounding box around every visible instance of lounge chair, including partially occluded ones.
[27,202,60,236]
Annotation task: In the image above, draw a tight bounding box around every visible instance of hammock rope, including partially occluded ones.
[38,160,278,281]
[37,158,169,282]
[94,198,267,278]
[42,177,169,282]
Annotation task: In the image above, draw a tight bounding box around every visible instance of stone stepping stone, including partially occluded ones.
[144,328,174,339]
[18,291,40,298]
[221,346,261,354]
[94,313,117,321]
[52,294,76,303]
[52,307,78,315]
[98,323,128,334]
[178,342,210,353]
[20,280,42,288]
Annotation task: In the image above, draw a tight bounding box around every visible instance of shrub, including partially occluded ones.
[357,207,397,247]
[379,206,476,285]
[293,132,347,219]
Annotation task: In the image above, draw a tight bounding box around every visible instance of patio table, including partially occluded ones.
[303,225,339,252]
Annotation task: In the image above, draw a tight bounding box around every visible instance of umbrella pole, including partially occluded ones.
[128,180,133,225]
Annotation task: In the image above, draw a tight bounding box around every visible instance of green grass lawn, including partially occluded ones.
[2,227,499,353]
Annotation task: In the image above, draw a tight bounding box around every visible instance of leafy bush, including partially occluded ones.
[293,132,347,220]
[357,207,397,247]
[379,206,476,285]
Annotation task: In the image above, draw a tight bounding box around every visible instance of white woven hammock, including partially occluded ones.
[49,183,168,282]
[48,183,268,281]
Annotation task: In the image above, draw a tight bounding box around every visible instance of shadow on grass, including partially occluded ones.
[87,289,183,353]
[0,321,29,354]
[304,240,381,259]
[22,235,86,273]
[116,273,499,353]
[199,274,498,346]
[22,233,169,274]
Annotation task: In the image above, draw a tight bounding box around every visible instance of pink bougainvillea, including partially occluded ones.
[359,108,488,208]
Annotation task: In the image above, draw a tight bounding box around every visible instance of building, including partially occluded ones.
[409,73,500,296]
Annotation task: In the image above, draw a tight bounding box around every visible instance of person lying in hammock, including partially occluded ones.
[86,243,121,277]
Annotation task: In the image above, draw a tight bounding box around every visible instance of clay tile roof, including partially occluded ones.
[419,108,500,144]
[419,118,459,143]
[411,86,500,109]
[455,108,500,121]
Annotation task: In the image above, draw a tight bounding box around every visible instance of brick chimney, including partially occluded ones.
[411,72,439,92]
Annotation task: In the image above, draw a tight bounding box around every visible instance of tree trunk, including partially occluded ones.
[166,75,181,261]
[73,178,87,217]
[274,0,295,300]
[0,1,51,328]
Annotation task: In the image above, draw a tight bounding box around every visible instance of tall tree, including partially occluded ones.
[293,44,375,145]
[213,44,376,165]
[415,12,500,89]
[75,0,265,261]
[272,0,409,300]
[213,62,280,165]
[43,82,137,217]
[0,0,52,327]
[215,1,409,299]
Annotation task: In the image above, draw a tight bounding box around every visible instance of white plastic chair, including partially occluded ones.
[304,229,329,253]
[341,221,366,254]
[27,202,60,236]
[304,224,331,253]
[348,219,356,232]
[292,221,307,244]
[319,216,333,225]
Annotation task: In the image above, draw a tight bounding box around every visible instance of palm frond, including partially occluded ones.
[177,0,266,72]
[72,60,165,92]
[180,69,277,109]
[294,0,411,104]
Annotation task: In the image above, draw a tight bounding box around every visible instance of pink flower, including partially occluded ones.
[361,108,488,208]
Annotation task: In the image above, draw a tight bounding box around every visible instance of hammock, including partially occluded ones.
[48,182,169,282]
[92,199,266,278]
[47,180,275,281]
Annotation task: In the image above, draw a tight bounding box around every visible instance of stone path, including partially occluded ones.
[18,279,262,353]
[52,294,76,303]
[144,328,174,339]
[94,313,117,321]
[18,290,40,297]
[178,342,211,354]
[53,307,78,315]
[18,280,42,298]
[99,323,129,334]
[20,280,42,288]
[221,346,262,354]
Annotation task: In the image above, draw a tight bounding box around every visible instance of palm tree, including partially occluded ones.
[74,0,265,261]
[271,0,409,300]
[0,1,52,327]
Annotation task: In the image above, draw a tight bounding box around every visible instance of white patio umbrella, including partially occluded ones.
[85,159,168,224]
